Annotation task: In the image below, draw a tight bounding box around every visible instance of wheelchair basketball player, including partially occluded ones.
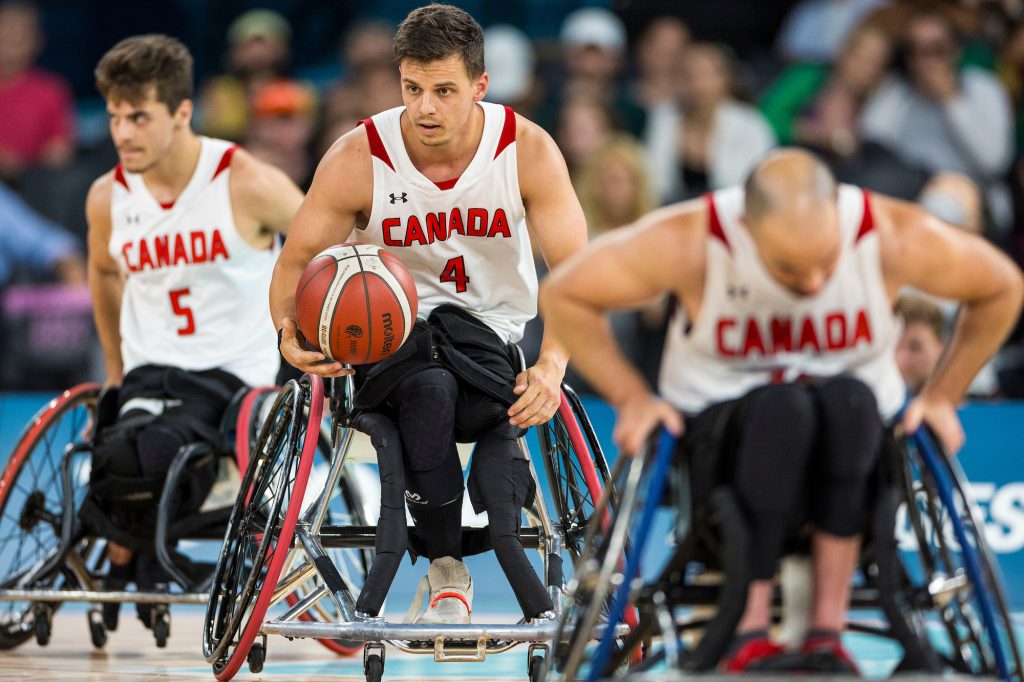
[541,149,1024,672]
[85,35,303,628]
[272,4,587,624]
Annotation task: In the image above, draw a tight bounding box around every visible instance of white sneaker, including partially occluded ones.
[403,557,473,625]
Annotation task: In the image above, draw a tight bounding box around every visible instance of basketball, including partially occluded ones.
[294,243,418,365]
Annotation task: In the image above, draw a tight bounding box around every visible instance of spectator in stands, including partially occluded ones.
[483,25,538,116]
[556,95,616,179]
[760,23,893,158]
[861,6,1014,226]
[535,8,645,137]
[631,16,691,109]
[198,9,292,142]
[0,181,83,286]
[645,43,776,203]
[246,80,318,190]
[576,134,656,238]
[776,0,888,63]
[895,295,946,396]
[0,1,76,181]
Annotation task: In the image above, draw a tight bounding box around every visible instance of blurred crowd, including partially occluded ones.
[2,0,1024,399]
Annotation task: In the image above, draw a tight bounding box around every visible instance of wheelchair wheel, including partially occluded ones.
[203,375,324,681]
[0,383,98,649]
[286,442,370,657]
[898,429,1024,680]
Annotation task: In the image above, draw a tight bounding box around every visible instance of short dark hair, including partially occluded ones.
[393,3,484,79]
[896,295,946,341]
[95,34,193,112]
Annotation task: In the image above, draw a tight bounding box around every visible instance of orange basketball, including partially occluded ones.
[295,243,418,365]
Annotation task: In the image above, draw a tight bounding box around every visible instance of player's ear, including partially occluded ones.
[473,72,488,103]
[175,98,194,128]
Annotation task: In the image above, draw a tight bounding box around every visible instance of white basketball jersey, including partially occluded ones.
[109,137,280,386]
[359,102,535,343]
[658,184,905,419]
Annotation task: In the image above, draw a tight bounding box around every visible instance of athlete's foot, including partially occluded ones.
[799,630,861,675]
[719,629,787,673]
[405,557,473,625]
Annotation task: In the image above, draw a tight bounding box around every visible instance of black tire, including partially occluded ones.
[364,653,384,682]
[33,608,50,647]
[88,610,107,649]
[203,377,322,680]
[247,642,265,674]
[529,653,547,682]
[897,430,1024,680]
[0,385,98,650]
[153,612,169,648]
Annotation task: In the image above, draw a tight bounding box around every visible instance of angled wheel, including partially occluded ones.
[203,375,324,681]
[0,384,98,649]
[539,385,639,663]
[897,428,1023,680]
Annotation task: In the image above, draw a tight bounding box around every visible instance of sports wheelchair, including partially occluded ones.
[550,425,1024,681]
[0,382,360,653]
[202,368,636,682]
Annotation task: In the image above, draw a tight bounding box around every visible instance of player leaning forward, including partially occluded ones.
[86,35,302,625]
[272,4,587,623]
[541,150,1023,671]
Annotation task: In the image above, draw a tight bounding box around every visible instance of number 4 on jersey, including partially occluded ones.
[440,256,470,293]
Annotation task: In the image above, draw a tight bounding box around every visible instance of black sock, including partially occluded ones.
[409,494,464,561]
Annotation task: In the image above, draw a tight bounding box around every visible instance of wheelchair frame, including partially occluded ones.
[0,382,334,650]
[202,372,631,682]
[550,425,1024,682]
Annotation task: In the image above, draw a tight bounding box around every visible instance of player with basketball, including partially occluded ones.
[85,35,303,629]
[271,4,587,624]
[541,149,1023,671]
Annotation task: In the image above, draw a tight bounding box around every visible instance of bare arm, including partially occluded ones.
[230,148,306,240]
[85,174,124,387]
[269,127,374,376]
[540,203,704,453]
[506,118,588,427]
[878,195,1024,451]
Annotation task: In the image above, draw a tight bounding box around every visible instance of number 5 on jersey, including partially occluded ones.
[169,288,196,336]
[440,256,470,293]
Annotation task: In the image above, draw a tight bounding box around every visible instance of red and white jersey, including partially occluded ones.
[108,137,280,386]
[658,184,905,419]
[359,102,535,343]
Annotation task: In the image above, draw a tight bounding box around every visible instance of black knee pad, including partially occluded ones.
[393,368,458,472]
[135,422,188,478]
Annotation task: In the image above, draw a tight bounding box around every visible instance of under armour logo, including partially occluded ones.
[727,284,749,299]
[126,214,141,225]
[389,192,408,204]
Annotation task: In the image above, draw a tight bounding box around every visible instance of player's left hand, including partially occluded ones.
[901,392,965,456]
[508,359,565,428]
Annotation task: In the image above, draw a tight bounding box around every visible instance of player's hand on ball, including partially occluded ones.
[279,317,354,378]
[509,359,565,428]
[613,393,684,457]
[901,391,964,456]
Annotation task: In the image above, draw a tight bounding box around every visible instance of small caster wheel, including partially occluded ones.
[88,609,107,648]
[364,654,384,682]
[247,642,266,674]
[528,643,549,682]
[33,606,51,646]
[152,610,170,648]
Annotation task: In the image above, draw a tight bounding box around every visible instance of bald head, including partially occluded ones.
[744,149,836,226]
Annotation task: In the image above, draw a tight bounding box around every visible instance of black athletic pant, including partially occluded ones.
[682,376,884,580]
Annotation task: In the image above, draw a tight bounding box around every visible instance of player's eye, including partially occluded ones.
[406,85,419,94]
[438,88,451,96]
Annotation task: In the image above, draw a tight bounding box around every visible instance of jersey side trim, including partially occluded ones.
[704,192,731,252]
[360,118,395,171]
[212,145,238,181]
[855,188,875,243]
[114,165,129,191]
[493,105,516,160]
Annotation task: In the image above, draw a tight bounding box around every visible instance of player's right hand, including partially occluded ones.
[279,317,354,378]
[612,393,684,457]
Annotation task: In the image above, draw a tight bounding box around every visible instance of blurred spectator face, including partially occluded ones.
[399,55,487,149]
[359,62,403,115]
[636,17,690,81]
[557,98,613,170]
[598,153,639,223]
[836,26,892,94]
[681,45,731,110]
[343,21,394,71]
[905,14,959,86]
[107,87,191,174]
[895,320,944,394]
[578,137,655,234]
[561,8,626,81]
[0,3,41,76]
[248,80,316,185]
[227,10,291,77]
